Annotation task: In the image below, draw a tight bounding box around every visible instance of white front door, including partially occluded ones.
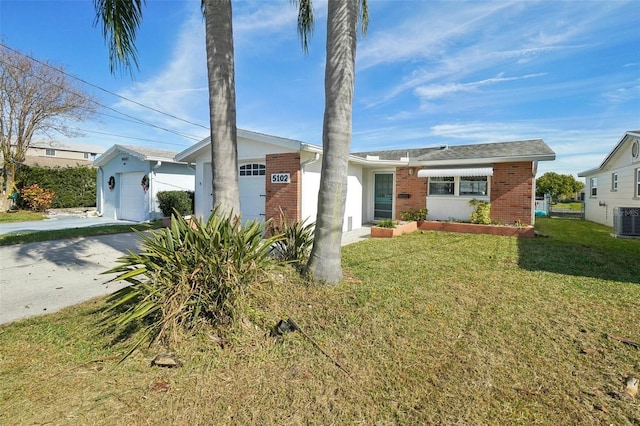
[119,172,146,222]
[238,163,266,222]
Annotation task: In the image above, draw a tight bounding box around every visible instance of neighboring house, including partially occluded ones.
[23,139,105,167]
[94,145,195,222]
[176,129,555,230]
[578,131,640,234]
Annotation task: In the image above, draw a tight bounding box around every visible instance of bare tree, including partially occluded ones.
[0,45,96,210]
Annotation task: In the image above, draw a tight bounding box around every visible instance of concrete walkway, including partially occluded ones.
[0,223,371,325]
[0,211,135,235]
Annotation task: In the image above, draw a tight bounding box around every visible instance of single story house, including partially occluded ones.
[578,130,640,235]
[176,129,555,230]
[94,145,195,222]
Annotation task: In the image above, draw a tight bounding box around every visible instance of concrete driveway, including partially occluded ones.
[0,232,142,324]
[0,213,135,235]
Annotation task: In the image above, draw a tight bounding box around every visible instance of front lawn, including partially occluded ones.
[0,210,46,223]
[0,218,638,424]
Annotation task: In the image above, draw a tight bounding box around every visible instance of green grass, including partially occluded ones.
[552,201,584,211]
[0,221,164,246]
[0,218,638,424]
[0,210,46,223]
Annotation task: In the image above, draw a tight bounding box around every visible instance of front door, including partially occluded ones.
[374,173,393,219]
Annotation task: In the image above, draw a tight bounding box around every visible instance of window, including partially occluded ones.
[239,163,265,176]
[45,149,56,156]
[459,176,488,196]
[611,173,618,191]
[636,169,640,198]
[429,176,455,195]
[590,177,597,197]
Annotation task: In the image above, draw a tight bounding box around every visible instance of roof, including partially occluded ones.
[93,144,184,167]
[578,131,640,177]
[352,139,555,166]
[176,128,321,163]
[30,139,105,154]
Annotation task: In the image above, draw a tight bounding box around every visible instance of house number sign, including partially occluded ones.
[271,173,290,183]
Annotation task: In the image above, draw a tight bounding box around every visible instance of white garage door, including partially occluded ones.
[239,163,265,222]
[119,172,147,222]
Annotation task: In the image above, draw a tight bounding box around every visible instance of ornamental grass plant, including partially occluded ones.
[102,208,282,352]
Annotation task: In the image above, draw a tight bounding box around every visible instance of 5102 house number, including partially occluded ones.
[271,173,290,184]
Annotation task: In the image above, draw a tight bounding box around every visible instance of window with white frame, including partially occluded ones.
[459,176,488,196]
[428,175,490,196]
[611,173,618,191]
[636,169,640,198]
[45,149,56,156]
[590,177,597,197]
[428,176,454,195]
[239,163,265,176]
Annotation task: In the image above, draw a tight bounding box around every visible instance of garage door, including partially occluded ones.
[239,163,265,222]
[119,172,147,222]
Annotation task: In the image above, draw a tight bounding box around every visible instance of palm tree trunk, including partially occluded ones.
[203,0,240,217]
[306,0,358,284]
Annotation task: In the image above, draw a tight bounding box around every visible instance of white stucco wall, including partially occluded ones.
[97,154,151,221]
[97,155,194,221]
[426,196,491,222]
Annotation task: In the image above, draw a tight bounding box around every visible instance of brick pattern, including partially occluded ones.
[490,162,534,225]
[265,153,301,227]
[394,167,428,219]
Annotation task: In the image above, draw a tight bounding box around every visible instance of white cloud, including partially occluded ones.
[112,8,208,141]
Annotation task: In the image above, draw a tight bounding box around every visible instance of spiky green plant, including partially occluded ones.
[102,207,282,352]
[268,209,315,268]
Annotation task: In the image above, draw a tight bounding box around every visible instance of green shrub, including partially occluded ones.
[268,209,315,268]
[15,165,96,208]
[400,208,428,221]
[469,199,491,224]
[377,218,397,228]
[156,190,194,217]
[103,207,282,351]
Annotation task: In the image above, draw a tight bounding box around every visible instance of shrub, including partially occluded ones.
[469,199,491,224]
[19,184,55,211]
[400,208,428,221]
[377,218,397,228]
[103,207,282,351]
[16,165,96,208]
[268,209,315,268]
[156,190,194,217]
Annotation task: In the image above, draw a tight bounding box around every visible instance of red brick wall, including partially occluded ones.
[395,167,427,219]
[490,162,534,225]
[265,152,301,226]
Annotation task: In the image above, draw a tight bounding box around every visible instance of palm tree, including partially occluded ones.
[94,0,240,216]
[295,0,368,284]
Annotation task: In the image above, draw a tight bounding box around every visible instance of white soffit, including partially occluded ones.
[417,168,494,178]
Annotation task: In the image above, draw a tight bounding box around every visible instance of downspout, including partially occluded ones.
[97,167,103,216]
[301,152,320,169]
[150,161,162,221]
[300,153,321,222]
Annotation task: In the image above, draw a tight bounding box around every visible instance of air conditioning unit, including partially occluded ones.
[613,207,640,237]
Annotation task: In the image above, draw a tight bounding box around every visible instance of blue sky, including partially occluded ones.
[1,0,639,178]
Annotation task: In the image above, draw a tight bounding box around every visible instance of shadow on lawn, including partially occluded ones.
[517,218,640,285]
